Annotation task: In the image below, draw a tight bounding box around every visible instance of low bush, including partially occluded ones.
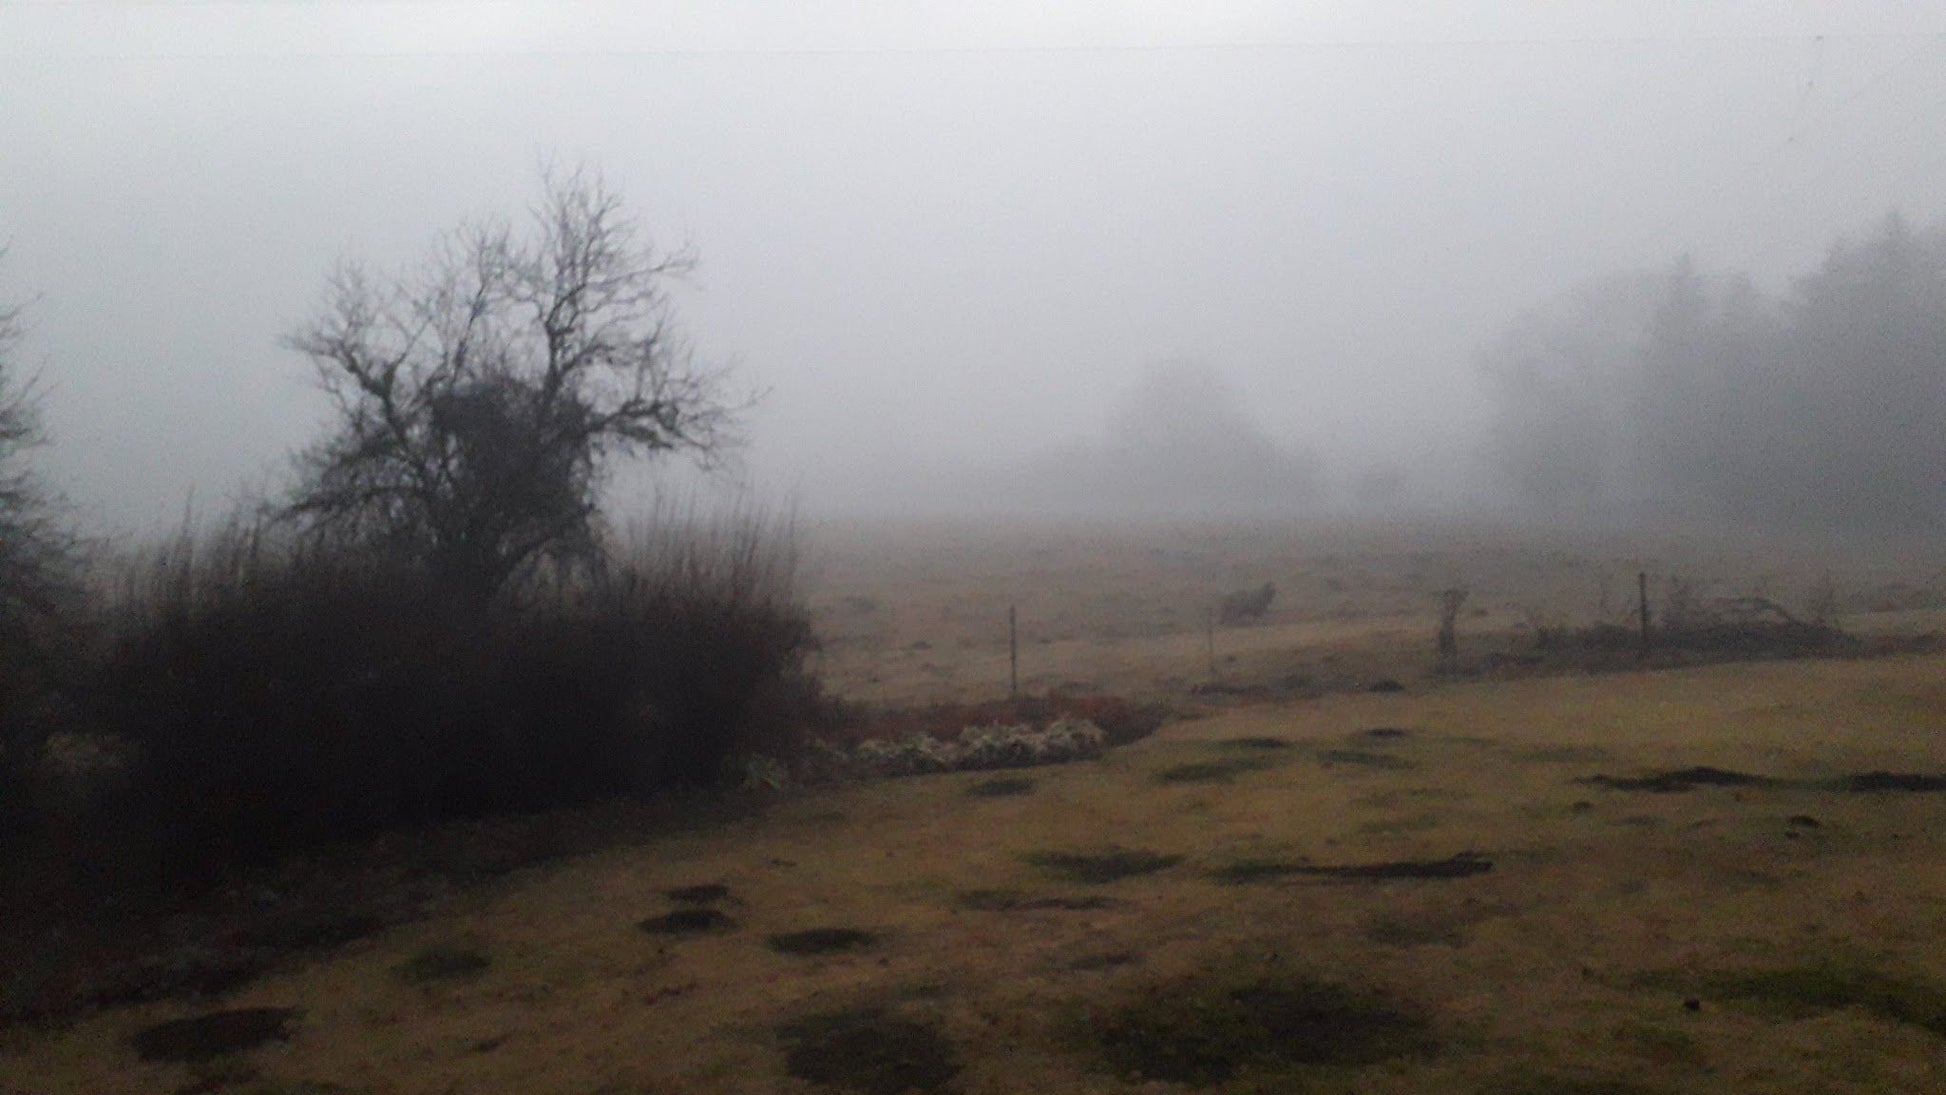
[64,507,821,875]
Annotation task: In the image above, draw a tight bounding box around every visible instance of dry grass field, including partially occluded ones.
[803,518,1946,704]
[5,519,1946,1094]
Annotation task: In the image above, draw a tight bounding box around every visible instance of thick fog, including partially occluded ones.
[2,3,1943,534]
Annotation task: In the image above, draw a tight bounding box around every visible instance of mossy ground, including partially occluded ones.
[1083,957,1434,1085]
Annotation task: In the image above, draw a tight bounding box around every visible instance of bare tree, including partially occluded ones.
[283,167,743,603]
[0,263,75,649]
[1,258,79,834]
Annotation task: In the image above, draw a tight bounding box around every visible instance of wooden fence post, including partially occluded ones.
[1009,604,1018,699]
[1638,571,1651,659]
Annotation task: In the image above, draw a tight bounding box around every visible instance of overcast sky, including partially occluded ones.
[3,2,1944,531]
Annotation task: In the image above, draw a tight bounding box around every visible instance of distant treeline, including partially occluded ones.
[1482,214,1946,533]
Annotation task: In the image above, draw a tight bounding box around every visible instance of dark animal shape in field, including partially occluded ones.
[1368,678,1406,694]
[1217,582,1277,625]
[128,1007,299,1063]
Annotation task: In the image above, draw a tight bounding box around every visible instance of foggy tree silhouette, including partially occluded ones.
[0,260,75,649]
[0,257,79,842]
[283,167,744,603]
[1482,214,1946,533]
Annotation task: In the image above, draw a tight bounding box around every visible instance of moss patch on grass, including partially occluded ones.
[1585,767,1946,794]
[1317,748,1417,771]
[952,888,1116,912]
[1361,913,1466,949]
[1215,736,1294,750]
[1083,962,1433,1085]
[1583,767,1780,792]
[1214,853,1491,884]
[1516,744,1611,764]
[639,908,739,935]
[390,943,490,984]
[1022,848,1183,884]
[1841,771,1946,792]
[768,928,881,956]
[777,1007,960,1095]
[1612,1019,1707,1067]
[1356,810,1448,835]
[1481,1071,1659,1095]
[1355,726,1413,741]
[1638,963,1946,1037]
[1152,759,1267,784]
[128,1007,299,1063]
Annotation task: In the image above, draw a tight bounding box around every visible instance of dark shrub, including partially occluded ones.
[78,507,820,874]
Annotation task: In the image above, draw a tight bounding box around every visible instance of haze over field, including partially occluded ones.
[2,2,1944,532]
